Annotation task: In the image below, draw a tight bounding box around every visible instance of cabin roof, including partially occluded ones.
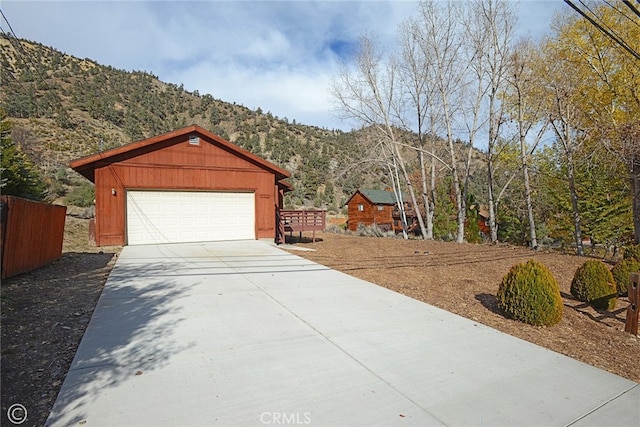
[347,189,409,206]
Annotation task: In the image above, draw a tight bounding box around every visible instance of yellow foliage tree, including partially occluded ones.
[553,2,640,243]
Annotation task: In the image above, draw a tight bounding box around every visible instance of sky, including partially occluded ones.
[1,1,568,131]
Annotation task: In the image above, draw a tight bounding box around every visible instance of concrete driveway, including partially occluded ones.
[47,240,638,426]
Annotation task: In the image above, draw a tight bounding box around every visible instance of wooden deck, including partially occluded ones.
[277,210,326,244]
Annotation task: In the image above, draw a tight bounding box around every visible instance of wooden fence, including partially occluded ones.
[277,210,326,244]
[1,196,67,279]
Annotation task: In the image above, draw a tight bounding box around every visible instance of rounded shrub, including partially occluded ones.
[623,244,640,262]
[611,258,640,296]
[496,260,563,327]
[570,260,617,310]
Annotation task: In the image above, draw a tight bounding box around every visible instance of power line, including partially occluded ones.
[603,0,640,27]
[563,0,640,61]
[0,8,62,117]
[622,0,640,19]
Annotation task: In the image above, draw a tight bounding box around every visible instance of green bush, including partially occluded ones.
[64,182,95,207]
[570,260,617,310]
[496,260,563,326]
[623,244,640,262]
[611,259,640,296]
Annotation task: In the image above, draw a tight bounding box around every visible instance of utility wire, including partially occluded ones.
[622,0,640,19]
[579,0,638,38]
[563,0,640,61]
[1,7,60,114]
[603,0,640,27]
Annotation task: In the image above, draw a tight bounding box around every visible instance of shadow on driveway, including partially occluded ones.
[46,260,194,426]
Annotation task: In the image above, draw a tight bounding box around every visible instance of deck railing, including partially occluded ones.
[277,210,326,244]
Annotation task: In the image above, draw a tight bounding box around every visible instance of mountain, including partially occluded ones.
[1,36,397,211]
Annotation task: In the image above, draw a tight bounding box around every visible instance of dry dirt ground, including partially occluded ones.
[1,217,121,426]
[2,221,638,426]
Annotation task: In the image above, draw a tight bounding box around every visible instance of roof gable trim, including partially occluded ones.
[70,125,290,182]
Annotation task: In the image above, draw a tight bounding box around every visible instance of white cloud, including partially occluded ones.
[2,0,566,131]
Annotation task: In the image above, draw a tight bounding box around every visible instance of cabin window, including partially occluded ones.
[358,204,364,211]
[188,135,200,146]
[377,205,384,211]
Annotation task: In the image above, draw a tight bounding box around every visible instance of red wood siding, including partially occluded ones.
[1,196,66,278]
[347,193,394,231]
[92,134,278,246]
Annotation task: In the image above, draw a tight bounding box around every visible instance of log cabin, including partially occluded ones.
[346,189,416,233]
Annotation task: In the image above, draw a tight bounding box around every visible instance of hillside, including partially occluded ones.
[1,36,409,211]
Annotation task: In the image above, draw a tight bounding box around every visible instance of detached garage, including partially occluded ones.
[71,125,291,246]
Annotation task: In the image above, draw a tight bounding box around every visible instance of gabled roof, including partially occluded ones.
[70,125,291,190]
[346,189,408,206]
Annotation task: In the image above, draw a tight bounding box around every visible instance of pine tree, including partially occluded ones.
[0,110,45,200]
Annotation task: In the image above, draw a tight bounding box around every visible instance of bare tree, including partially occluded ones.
[397,18,434,239]
[505,39,549,249]
[464,0,516,243]
[415,0,468,243]
[330,35,426,239]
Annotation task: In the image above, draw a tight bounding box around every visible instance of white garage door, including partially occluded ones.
[126,191,255,245]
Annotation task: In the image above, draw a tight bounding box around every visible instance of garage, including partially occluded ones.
[126,191,255,245]
[70,125,291,246]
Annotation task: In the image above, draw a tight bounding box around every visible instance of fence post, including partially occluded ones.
[625,272,639,335]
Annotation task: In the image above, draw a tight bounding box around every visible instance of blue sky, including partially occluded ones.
[1,1,568,131]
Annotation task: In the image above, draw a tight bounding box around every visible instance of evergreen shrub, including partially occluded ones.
[496,260,563,326]
[611,259,640,296]
[64,182,95,207]
[570,260,617,310]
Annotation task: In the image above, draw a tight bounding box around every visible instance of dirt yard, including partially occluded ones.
[1,217,121,426]
[1,222,638,425]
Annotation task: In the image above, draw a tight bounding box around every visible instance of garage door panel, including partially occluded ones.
[126,191,255,245]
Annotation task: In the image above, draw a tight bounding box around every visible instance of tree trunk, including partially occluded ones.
[487,160,498,243]
[392,140,428,240]
[419,150,433,239]
[445,126,465,243]
[518,106,538,249]
[522,154,538,249]
[633,158,640,244]
[428,136,437,239]
[566,146,584,256]
[389,158,409,239]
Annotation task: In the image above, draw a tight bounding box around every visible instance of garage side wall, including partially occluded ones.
[93,138,278,246]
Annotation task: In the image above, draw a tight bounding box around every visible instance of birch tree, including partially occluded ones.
[330,36,426,238]
[466,0,516,244]
[396,18,441,239]
[504,39,549,249]
[416,0,468,243]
